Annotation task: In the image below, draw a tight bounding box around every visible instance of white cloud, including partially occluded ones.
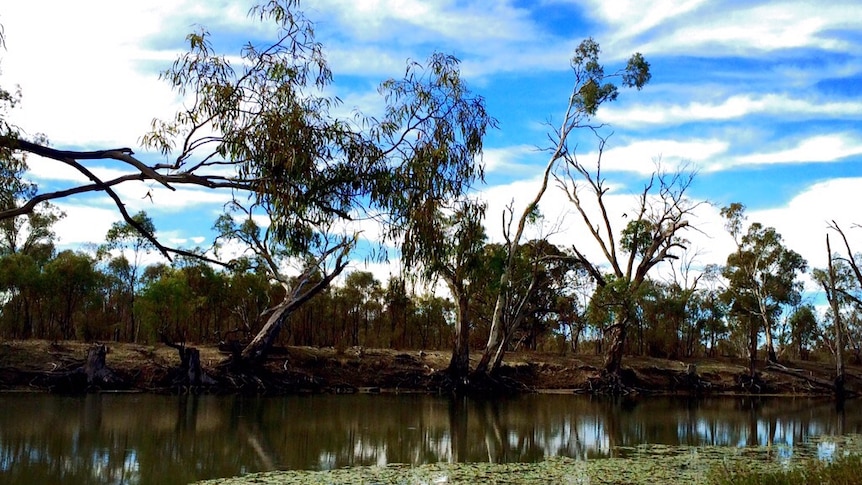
[580,138,729,175]
[314,0,536,44]
[750,178,862,271]
[730,134,862,167]
[577,1,862,57]
[2,2,189,148]
[482,145,550,174]
[580,0,708,42]
[53,205,119,246]
[598,94,862,128]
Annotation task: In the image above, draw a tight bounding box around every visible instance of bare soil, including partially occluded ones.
[1,340,860,396]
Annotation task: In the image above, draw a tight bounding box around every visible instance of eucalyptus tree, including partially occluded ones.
[558,164,699,378]
[543,38,700,378]
[787,304,818,360]
[212,201,353,365]
[99,210,157,342]
[42,250,104,340]
[720,203,807,368]
[403,199,487,379]
[475,236,577,375]
[815,223,862,394]
[340,271,383,347]
[1,2,492,368]
[474,38,652,377]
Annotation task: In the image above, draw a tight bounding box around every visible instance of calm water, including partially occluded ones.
[0,393,859,484]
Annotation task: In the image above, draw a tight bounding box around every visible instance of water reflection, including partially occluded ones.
[0,393,859,484]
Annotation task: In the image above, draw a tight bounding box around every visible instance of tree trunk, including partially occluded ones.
[748,318,758,377]
[448,292,471,380]
[240,303,291,366]
[474,324,500,375]
[84,344,120,387]
[603,318,628,375]
[161,334,215,387]
[764,322,777,364]
[826,235,845,399]
[757,296,777,364]
[475,281,507,375]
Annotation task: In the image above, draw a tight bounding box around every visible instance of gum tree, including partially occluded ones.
[475,38,653,378]
[549,40,700,379]
[720,203,807,369]
[0,2,493,369]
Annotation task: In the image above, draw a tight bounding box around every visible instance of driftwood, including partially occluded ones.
[766,362,851,395]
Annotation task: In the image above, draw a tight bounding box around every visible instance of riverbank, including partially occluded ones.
[1,340,859,395]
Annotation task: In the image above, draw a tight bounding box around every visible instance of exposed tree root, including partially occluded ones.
[579,368,642,395]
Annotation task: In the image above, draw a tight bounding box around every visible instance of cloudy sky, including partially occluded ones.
[3,0,862,294]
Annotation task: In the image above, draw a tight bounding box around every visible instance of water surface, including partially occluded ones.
[0,393,858,484]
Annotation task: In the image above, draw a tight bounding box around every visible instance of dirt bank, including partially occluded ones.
[1,340,859,396]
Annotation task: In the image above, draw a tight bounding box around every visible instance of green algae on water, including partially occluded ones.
[196,434,862,485]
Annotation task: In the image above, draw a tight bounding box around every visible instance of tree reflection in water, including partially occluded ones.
[0,393,859,484]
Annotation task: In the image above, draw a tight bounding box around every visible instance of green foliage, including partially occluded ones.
[137,267,193,342]
[570,37,651,116]
[620,219,653,257]
[720,204,807,362]
[375,53,495,271]
[788,304,818,358]
[722,221,807,313]
[42,250,104,340]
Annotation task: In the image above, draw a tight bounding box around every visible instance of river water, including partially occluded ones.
[0,393,858,484]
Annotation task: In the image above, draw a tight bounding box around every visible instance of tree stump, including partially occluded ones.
[84,344,121,387]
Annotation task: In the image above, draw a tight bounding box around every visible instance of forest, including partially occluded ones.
[1,1,862,394]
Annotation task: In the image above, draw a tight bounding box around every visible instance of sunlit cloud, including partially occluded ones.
[577,138,729,175]
[598,94,862,128]
[575,0,862,57]
[730,134,862,167]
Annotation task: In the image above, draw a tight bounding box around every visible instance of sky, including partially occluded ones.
[2,0,862,300]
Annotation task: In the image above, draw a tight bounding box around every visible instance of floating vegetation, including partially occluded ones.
[197,435,862,485]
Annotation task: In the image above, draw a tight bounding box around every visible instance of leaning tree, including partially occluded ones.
[0,1,493,368]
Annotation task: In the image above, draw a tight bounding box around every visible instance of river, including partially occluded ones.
[0,393,858,484]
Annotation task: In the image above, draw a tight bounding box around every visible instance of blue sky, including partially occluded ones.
[3,0,862,295]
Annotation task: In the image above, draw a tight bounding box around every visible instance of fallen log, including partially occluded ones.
[765,362,850,395]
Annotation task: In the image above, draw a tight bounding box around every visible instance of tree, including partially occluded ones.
[99,210,158,342]
[213,203,352,366]
[404,200,487,380]
[2,2,493,370]
[544,38,694,379]
[476,38,655,379]
[339,271,383,347]
[475,236,577,375]
[42,250,104,340]
[787,304,818,360]
[557,158,697,378]
[474,163,555,376]
[816,222,862,394]
[720,203,807,369]
[0,2,491,267]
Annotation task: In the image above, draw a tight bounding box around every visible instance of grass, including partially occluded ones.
[709,454,862,485]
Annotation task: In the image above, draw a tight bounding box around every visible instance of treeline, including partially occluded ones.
[0,244,456,350]
[2,210,860,366]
